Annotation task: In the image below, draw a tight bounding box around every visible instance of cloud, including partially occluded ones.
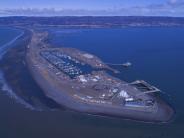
[0,8,119,16]
[0,0,184,17]
[126,0,184,16]
[167,0,184,6]
[169,0,178,4]
[168,0,184,4]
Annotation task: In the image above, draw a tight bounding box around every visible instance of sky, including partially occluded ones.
[0,0,184,17]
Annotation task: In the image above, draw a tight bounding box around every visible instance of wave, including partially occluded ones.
[0,29,41,111]
[0,70,37,110]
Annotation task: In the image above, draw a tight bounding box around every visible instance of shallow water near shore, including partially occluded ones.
[0,26,184,138]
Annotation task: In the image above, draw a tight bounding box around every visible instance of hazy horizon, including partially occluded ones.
[0,0,184,17]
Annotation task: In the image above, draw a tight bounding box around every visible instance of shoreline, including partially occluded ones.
[0,26,175,123]
[26,52,174,123]
[0,28,61,110]
[25,30,174,123]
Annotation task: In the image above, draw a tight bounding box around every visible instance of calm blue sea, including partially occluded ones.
[0,26,184,138]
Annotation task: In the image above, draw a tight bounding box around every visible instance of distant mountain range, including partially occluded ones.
[0,16,184,27]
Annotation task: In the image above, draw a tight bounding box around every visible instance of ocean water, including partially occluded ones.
[0,26,184,138]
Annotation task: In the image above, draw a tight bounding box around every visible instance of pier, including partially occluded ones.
[130,80,161,96]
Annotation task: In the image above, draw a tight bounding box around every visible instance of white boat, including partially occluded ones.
[123,62,132,67]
